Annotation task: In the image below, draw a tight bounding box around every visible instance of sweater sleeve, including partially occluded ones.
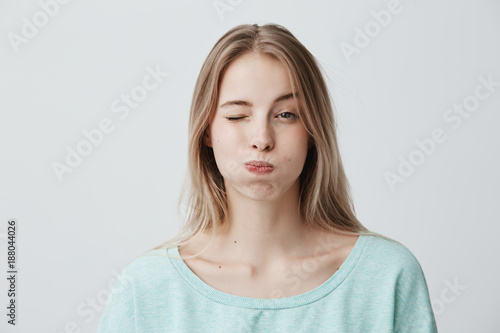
[97,269,137,333]
[393,252,438,333]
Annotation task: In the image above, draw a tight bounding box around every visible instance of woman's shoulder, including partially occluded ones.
[362,234,427,275]
[116,247,180,284]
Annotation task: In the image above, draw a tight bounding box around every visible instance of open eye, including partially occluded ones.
[277,112,298,120]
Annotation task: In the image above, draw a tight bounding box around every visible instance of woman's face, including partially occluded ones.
[205,52,311,201]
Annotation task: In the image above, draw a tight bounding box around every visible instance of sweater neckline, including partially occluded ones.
[167,234,369,309]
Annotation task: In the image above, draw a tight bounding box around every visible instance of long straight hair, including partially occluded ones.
[144,23,391,261]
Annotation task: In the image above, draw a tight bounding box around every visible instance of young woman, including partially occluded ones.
[98,23,438,332]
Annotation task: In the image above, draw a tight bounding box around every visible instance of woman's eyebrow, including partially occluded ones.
[219,92,299,109]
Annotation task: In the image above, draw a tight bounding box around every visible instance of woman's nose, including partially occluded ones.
[250,125,274,151]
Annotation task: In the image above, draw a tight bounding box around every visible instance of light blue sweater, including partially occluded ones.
[97,235,438,332]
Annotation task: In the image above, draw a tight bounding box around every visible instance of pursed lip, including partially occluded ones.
[245,160,274,167]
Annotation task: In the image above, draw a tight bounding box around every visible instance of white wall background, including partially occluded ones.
[1,0,499,332]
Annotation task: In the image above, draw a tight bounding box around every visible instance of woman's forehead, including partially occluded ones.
[219,56,290,94]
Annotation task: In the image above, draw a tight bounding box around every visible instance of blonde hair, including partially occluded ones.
[141,23,392,261]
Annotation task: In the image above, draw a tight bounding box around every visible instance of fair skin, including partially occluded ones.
[180,52,359,298]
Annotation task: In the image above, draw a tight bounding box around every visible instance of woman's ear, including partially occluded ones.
[308,137,314,149]
[203,129,212,148]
